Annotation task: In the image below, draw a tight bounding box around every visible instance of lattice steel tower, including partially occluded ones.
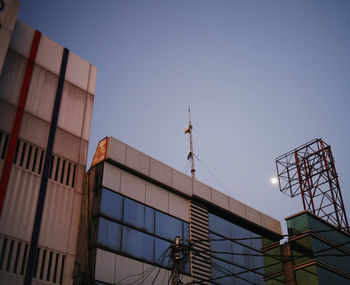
[276,139,349,232]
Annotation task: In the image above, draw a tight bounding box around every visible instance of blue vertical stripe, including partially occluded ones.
[24,48,69,285]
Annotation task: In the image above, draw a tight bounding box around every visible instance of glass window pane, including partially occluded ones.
[98,218,122,251]
[210,233,233,263]
[155,237,172,268]
[183,222,190,242]
[155,211,183,241]
[122,226,154,263]
[211,257,234,285]
[100,188,123,221]
[124,198,154,234]
[208,213,230,238]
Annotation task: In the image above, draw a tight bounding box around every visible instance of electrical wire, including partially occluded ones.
[114,246,172,285]
[193,153,232,196]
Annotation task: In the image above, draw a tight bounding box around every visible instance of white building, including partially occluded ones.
[0,14,96,284]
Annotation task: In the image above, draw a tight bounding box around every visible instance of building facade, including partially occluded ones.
[0,17,96,284]
[74,137,283,285]
[264,211,350,285]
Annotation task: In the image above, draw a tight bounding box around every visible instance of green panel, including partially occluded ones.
[294,265,319,285]
[291,236,313,265]
[266,274,285,285]
[262,237,279,248]
[264,247,283,275]
[286,213,310,235]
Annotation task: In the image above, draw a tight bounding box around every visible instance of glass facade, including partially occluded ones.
[96,187,190,272]
[208,213,265,285]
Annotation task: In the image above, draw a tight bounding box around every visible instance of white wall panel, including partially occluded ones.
[95,249,116,284]
[211,188,229,211]
[9,20,34,59]
[88,64,97,95]
[193,179,211,201]
[150,158,171,186]
[0,50,27,106]
[0,99,16,133]
[0,27,12,75]
[25,64,58,122]
[19,112,50,149]
[114,254,143,284]
[145,182,169,213]
[229,197,246,218]
[143,264,171,285]
[168,192,189,222]
[79,139,88,166]
[62,254,75,285]
[57,82,85,137]
[81,93,94,141]
[107,137,127,165]
[39,182,74,252]
[0,0,20,32]
[125,145,150,176]
[35,35,63,76]
[120,170,146,204]
[0,167,41,241]
[171,168,192,197]
[67,193,82,255]
[102,162,122,193]
[53,128,80,163]
[65,52,90,91]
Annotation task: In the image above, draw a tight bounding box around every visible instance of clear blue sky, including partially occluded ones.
[19,0,350,234]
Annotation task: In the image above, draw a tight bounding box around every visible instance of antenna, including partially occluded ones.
[185,107,195,179]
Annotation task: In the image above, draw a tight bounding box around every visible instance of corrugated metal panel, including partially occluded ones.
[0,234,66,284]
[190,201,212,285]
[0,166,41,241]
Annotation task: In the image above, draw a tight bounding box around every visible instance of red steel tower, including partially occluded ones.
[276,139,349,232]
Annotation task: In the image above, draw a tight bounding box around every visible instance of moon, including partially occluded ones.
[270,177,278,185]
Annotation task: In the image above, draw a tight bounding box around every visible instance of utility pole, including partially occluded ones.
[185,107,195,180]
[172,236,181,285]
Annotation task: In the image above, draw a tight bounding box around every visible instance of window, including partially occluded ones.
[98,218,122,251]
[96,188,189,273]
[208,213,264,285]
[100,190,123,221]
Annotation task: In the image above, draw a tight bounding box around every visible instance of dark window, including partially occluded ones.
[60,160,66,184]
[208,212,264,285]
[124,198,154,234]
[32,148,38,172]
[1,134,9,159]
[96,189,189,275]
[155,237,171,268]
[38,150,44,175]
[122,226,154,263]
[155,211,183,241]
[66,162,71,186]
[98,218,122,251]
[100,189,123,222]
[26,145,32,169]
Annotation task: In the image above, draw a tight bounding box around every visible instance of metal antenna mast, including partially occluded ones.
[185,107,195,179]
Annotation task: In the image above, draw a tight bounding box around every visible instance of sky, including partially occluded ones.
[18,0,350,235]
